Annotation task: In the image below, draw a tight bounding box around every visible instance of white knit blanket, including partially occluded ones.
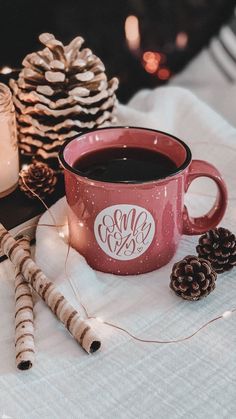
[0,86,235,419]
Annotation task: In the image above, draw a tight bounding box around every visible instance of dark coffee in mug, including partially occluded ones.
[73,146,177,183]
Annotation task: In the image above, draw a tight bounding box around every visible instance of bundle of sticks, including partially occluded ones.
[0,223,101,371]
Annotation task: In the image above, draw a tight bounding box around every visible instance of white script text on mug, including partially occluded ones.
[94,204,155,260]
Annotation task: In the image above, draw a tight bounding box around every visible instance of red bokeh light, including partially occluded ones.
[157,68,171,80]
[143,51,162,73]
[143,51,155,61]
[142,51,169,77]
[145,62,159,73]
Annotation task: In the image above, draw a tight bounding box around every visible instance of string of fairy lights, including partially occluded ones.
[13,173,236,347]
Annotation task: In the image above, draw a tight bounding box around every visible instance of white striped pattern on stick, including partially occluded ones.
[15,236,35,370]
[0,224,101,354]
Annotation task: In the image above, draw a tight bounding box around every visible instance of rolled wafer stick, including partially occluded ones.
[0,224,101,354]
[15,236,35,370]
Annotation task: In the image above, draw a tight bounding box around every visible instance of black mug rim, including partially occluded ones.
[58,126,192,185]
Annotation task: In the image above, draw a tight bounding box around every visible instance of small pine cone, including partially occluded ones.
[197,227,236,273]
[19,161,57,199]
[170,255,217,301]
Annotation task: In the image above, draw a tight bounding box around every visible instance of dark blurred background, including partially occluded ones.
[0,0,235,102]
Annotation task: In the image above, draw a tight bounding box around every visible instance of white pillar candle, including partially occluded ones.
[0,83,19,197]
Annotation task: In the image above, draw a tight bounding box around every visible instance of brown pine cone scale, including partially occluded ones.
[170,255,217,301]
[197,227,236,273]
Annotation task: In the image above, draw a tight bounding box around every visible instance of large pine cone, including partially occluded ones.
[10,33,118,166]
[19,161,57,199]
[197,227,236,273]
[170,255,217,301]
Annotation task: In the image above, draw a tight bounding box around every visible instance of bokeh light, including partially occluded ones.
[157,67,171,80]
[125,15,140,51]
[176,32,188,49]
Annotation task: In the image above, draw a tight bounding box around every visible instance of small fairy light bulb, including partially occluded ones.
[96,317,104,323]
[58,223,69,241]
[21,164,29,171]
[0,66,13,74]
[222,310,232,320]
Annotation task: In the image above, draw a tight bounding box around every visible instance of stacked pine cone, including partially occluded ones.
[10,33,119,167]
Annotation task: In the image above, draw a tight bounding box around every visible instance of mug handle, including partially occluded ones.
[183,160,228,235]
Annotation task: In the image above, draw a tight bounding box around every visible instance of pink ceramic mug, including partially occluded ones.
[59,127,227,275]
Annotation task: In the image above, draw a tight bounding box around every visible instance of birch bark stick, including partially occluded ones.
[0,224,101,354]
[15,236,35,370]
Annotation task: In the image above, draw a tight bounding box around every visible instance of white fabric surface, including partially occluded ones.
[0,86,236,419]
[171,49,236,127]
